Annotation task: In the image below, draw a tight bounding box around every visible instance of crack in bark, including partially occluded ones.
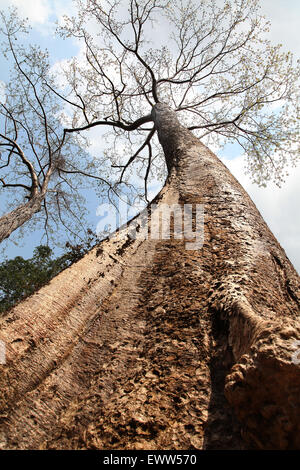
[0,106,299,450]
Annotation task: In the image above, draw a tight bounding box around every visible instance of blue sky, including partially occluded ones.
[0,0,299,273]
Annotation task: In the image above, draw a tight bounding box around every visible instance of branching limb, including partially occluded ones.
[64,113,153,135]
[113,127,155,183]
[144,141,153,203]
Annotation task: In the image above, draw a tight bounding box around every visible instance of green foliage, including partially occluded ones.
[0,230,98,314]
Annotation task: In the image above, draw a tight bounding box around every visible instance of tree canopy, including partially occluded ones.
[0,0,299,246]
[0,9,116,246]
[0,230,98,314]
[56,0,299,188]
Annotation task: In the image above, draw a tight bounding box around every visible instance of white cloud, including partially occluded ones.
[52,0,76,26]
[259,0,300,57]
[0,0,75,33]
[221,154,300,274]
[1,0,51,25]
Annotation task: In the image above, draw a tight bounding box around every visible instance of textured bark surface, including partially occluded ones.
[0,194,44,243]
[0,104,299,450]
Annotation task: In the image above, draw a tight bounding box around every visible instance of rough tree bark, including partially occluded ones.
[0,104,299,450]
[0,193,45,244]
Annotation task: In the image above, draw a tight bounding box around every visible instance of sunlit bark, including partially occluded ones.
[0,106,299,450]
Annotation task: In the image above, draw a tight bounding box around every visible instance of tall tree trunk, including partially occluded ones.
[0,194,44,243]
[0,104,299,450]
